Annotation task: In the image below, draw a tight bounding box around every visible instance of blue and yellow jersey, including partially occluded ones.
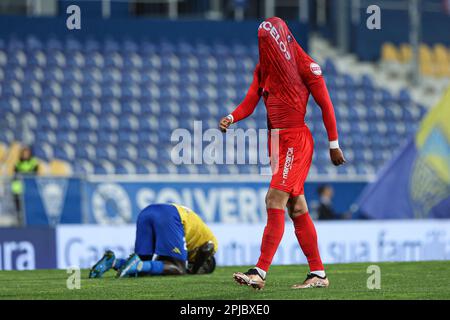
[172,203,218,259]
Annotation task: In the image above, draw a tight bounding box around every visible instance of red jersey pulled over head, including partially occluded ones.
[228,16,338,143]
[257,16,306,124]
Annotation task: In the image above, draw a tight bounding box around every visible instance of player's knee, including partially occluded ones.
[289,205,308,219]
[265,194,280,208]
[265,190,287,209]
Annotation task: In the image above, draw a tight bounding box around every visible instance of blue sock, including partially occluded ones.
[113,258,126,270]
[139,261,164,275]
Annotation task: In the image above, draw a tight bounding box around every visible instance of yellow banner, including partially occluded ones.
[415,86,450,183]
[410,87,450,217]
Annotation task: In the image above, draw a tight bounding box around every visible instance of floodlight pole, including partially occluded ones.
[265,0,275,18]
[316,0,326,27]
[102,0,111,19]
[409,0,421,86]
[336,0,349,54]
[168,0,178,19]
[298,0,309,23]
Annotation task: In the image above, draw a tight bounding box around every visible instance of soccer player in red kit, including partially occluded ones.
[219,17,345,289]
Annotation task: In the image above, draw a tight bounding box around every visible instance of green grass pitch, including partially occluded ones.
[0,261,449,300]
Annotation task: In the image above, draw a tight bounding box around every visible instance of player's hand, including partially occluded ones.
[219,116,232,132]
[330,148,346,166]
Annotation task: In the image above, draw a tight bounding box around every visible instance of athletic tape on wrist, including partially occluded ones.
[329,140,339,149]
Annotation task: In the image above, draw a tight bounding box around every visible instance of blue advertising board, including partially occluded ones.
[84,177,366,224]
[85,178,269,224]
[23,177,83,225]
[22,175,366,225]
[0,227,57,270]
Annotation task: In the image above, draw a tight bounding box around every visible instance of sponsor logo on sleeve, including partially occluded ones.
[310,63,322,76]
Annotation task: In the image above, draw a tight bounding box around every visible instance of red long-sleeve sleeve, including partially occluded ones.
[295,44,339,142]
[230,64,262,123]
[308,78,339,141]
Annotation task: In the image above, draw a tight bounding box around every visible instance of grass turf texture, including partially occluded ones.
[0,261,449,300]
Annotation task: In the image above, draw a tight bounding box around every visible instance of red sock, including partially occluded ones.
[256,208,285,272]
[292,213,324,271]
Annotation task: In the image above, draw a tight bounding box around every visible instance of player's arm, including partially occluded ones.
[219,64,262,132]
[295,45,345,166]
[187,241,216,274]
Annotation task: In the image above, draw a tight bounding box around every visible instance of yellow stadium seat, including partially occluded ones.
[37,160,49,175]
[419,44,433,63]
[420,60,435,77]
[3,142,22,176]
[399,43,412,63]
[381,42,400,62]
[434,44,449,59]
[49,159,72,176]
[0,143,6,163]
[435,61,450,78]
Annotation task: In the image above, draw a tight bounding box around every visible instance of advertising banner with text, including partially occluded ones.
[56,220,450,269]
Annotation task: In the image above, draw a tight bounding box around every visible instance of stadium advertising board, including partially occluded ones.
[56,225,135,269]
[56,220,450,269]
[84,176,366,224]
[23,177,83,225]
[22,176,366,225]
[84,179,268,224]
[0,228,57,270]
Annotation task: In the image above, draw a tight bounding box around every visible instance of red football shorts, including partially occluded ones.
[268,126,314,197]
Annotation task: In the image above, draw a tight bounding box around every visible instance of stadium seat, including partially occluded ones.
[0,143,7,163]
[381,42,400,62]
[115,160,137,174]
[72,159,93,174]
[36,160,50,175]
[135,160,157,174]
[398,44,412,63]
[49,159,72,176]
[433,44,450,77]
[0,36,427,176]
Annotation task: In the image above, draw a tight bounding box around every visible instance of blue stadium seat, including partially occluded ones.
[118,131,138,144]
[115,160,137,174]
[77,131,98,145]
[75,144,96,160]
[46,38,63,52]
[93,160,115,174]
[97,131,118,145]
[53,143,75,161]
[56,131,77,144]
[73,160,94,174]
[34,142,53,160]
[117,144,138,161]
[0,36,426,176]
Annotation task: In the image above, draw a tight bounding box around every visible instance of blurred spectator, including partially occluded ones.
[444,0,450,15]
[316,184,348,220]
[11,146,39,225]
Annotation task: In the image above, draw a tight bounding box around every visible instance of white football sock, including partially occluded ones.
[254,267,267,279]
[311,270,326,278]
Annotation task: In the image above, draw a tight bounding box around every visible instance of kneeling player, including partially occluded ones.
[89,203,218,278]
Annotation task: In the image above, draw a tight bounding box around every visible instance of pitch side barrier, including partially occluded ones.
[2,219,450,270]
